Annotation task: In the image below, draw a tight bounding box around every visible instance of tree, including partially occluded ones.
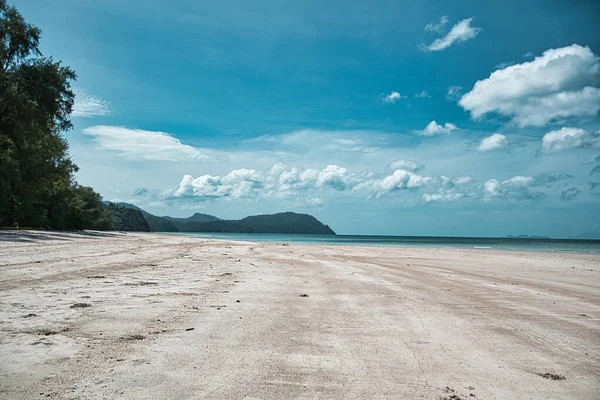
[0,0,112,230]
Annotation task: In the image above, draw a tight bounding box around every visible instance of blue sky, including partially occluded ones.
[14,0,600,237]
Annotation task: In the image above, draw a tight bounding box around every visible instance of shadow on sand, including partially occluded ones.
[0,230,124,243]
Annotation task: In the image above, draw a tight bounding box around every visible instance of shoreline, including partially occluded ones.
[1,231,599,399]
[169,231,600,254]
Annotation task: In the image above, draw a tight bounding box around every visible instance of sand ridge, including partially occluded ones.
[0,231,599,399]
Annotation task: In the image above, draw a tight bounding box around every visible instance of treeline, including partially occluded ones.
[0,0,113,230]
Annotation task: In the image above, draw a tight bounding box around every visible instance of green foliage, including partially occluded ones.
[0,1,110,230]
[63,186,114,230]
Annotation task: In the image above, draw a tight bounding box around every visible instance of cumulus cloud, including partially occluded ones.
[82,126,209,162]
[541,127,600,153]
[388,160,424,172]
[418,120,458,136]
[168,169,263,200]
[424,18,481,52]
[166,164,364,203]
[72,91,111,117]
[459,44,600,127]
[372,169,432,197]
[446,86,462,101]
[561,187,581,201]
[382,91,406,103]
[425,16,449,33]
[477,133,508,152]
[415,90,431,98]
[316,165,358,191]
[160,161,579,207]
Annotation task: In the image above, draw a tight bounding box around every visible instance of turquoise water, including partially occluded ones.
[179,232,600,253]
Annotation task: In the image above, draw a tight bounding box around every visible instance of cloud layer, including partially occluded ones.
[459,44,600,127]
[72,91,111,117]
[157,160,578,208]
[83,126,209,162]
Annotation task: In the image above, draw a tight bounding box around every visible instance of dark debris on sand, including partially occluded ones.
[538,372,566,380]
[121,334,146,341]
[70,303,92,308]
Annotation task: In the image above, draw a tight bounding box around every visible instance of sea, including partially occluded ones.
[178,232,600,253]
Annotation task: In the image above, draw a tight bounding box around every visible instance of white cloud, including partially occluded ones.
[72,91,111,117]
[502,176,535,186]
[425,16,449,33]
[446,86,462,101]
[477,133,508,152]
[424,18,481,52]
[541,127,600,153]
[418,120,458,136]
[423,192,463,203]
[382,91,406,103]
[415,90,431,98]
[388,160,424,172]
[483,175,545,201]
[373,169,432,197]
[483,179,500,200]
[459,44,600,127]
[251,129,382,154]
[316,165,357,191]
[82,126,209,162]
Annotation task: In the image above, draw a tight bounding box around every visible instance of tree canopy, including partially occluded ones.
[0,0,113,230]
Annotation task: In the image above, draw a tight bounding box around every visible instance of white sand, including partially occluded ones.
[0,231,598,399]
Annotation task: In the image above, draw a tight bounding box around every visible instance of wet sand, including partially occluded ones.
[0,231,599,399]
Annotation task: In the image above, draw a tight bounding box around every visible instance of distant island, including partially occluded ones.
[103,202,335,235]
[506,234,552,239]
[571,232,600,240]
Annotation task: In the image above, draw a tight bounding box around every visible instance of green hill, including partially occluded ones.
[103,203,151,232]
[172,212,335,234]
[237,212,335,234]
[110,202,179,232]
[163,213,220,223]
[100,204,335,234]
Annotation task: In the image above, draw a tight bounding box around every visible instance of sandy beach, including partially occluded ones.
[0,231,598,399]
